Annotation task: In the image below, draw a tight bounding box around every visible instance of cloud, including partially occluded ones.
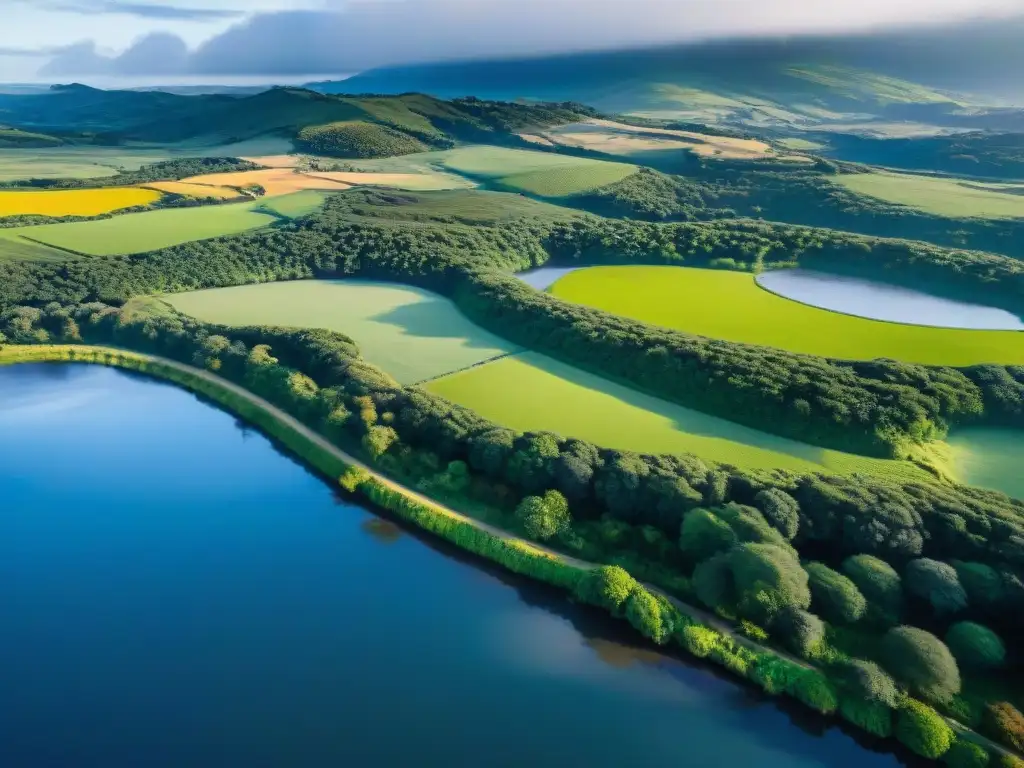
[20,0,245,21]
[31,0,1024,78]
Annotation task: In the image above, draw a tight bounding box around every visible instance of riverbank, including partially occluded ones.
[2,343,1014,764]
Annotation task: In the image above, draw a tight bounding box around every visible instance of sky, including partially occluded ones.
[2,0,1023,84]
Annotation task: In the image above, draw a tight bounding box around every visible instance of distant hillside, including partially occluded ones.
[0,85,594,153]
[324,22,1024,133]
[0,126,63,148]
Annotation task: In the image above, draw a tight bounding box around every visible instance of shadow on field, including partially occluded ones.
[368,297,514,354]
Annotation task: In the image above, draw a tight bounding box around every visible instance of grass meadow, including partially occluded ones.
[550,266,1024,366]
[426,351,934,481]
[834,171,1024,219]
[0,198,282,257]
[433,146,638,197]
[166,279,519,385]
[0,187,162,217]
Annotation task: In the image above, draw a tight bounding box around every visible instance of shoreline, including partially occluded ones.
[1,343,1014,764]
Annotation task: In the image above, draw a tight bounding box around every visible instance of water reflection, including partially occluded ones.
[360,517,404,544]
[515,266,583,291]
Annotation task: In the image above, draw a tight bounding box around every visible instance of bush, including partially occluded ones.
[896,699,955,759]
[806,561,867,624]
[515,489,571,541]
[952,561,1004,610]
[774,605,825,657]
[942,740,990,768]
[624,586,671,644]
[906,558,968,616]
[693,552,735,613]
[843,554,902,615]
[753,488,799,540]
[729,542,810,625]
[946,622,1006,670]
[839,697,893,738]
[680,508,736,561]
[882,626,961,705]
[789,669,838,714]
[834,658,899,707]
[739,619,769,642]
[574,566,638,614]
[679,624,720,658]
[750,654,804,695]
[984,702,1024,753]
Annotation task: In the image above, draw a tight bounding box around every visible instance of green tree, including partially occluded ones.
[693,552,734,613]
[906,558,968,616]
[882,626,961,704]
[896,699,955,759]
[362,425,398,459]
[624,587,671,644]
[729,542,810,625]
[680,508,737,562]
[834,658,899,707]
[754,488,800,540]
[574,566,638,614]
[952,561,1004,610]
[515,489,571,541]
[774,606,825,657]
[843,554,903,618]
[942,739,990,768]
[806,561,867,624]
[946,622,1006,670]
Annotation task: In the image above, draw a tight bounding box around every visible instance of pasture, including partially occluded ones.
[140,181,240,199]
[0,187,161,218]
[166,279,518,385]
[433,146,637,197]
[527,119,774,161]
[176,168,352,198]
[834,171,1024,219]
[1,197,285,256]
[549,266,1024,366]
[426,351,933,481]
[304,171,474,191]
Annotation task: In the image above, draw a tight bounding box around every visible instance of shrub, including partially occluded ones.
[789,669,838,714]
[882,626,961,705]
[574,566,638,614]
[942,740,990,768]
[896,699,955,759]
[906,558,968,616]
[693,552,735,612]
[515,489,571,541]
[834,658,899,707]
[753,488,799,540]
[679,508,736,561]
[679,624,720,658]
[806,561,867,624]
[729,542,810,625]
[774,605,825,657]
[946,622,1006,670]
[362,424,398,459]
[738,619,769,642]
[843,554,902,614]
[839,697,893,738]
[750,654,804,695]
[952,561,1004,610]
[984,702,1024,753]
[624,586,671,644]
[995,755,1024,768]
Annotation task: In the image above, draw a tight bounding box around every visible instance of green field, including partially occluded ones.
[432,146,638,197]
[947,428,1024,500]
[427,351,933,481]
[834,171,1024,219]
[166,279,519,385]
[550,266,1024,366]
[0,193,325,258]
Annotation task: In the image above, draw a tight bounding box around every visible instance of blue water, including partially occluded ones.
[0,364,910,767]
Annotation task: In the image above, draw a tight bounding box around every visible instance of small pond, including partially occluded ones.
[756,269,1024,330]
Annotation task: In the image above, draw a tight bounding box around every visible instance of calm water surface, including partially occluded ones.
[757,269,1024,330]
[0,364,909,767]
[516,266,583,290]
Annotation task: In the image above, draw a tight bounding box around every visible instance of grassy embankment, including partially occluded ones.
[167,278,938,482]
[550,265,1024,367]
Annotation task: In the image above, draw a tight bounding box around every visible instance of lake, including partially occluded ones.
[0,363,909,767]
[948,427,1024,501]
[516,266,583,290]
[756,269,1024,330]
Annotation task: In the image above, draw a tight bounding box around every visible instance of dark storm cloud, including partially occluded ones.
[33,0,1024,77]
